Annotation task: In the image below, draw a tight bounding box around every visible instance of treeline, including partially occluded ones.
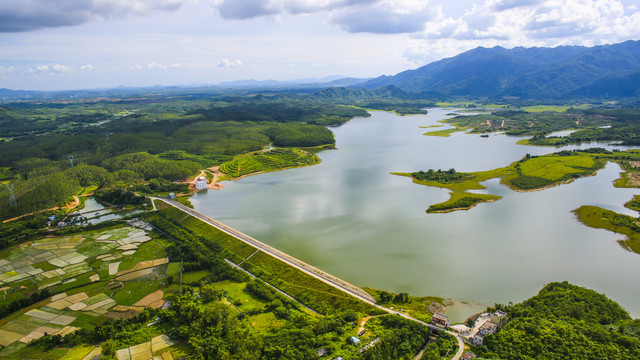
[411,169,468,183]
[478,282,640,359]
[0,95,371,220]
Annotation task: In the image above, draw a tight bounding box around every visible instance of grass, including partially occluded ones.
[112,281,163,306]
[181,270,210,284]
[423,128,463,137]
[522,105,572,113]
[518,156,597,181]
[573,206,640,255]
[214,280,264,312]
[117,241,166,272]
[58,344,95,360]
[427,192,501,213]
[397,151,608,213]
[249,312,286,333]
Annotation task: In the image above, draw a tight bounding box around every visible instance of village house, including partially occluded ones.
[431,313,450,328]
[466,310,509,346]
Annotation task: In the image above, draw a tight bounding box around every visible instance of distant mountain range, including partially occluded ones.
[357,40,640,99]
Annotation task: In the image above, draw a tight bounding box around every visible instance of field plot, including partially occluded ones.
[0,224,171,350]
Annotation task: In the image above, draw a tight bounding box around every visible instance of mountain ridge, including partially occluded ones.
[357,40,640,99]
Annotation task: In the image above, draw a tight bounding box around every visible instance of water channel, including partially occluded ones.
[190,109,640,319]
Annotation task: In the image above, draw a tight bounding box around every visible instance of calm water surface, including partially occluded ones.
[191,109,640,317]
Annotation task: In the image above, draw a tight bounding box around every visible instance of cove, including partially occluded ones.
[190,109,640,317]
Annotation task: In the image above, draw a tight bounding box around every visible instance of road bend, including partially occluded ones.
[150,197,465,360]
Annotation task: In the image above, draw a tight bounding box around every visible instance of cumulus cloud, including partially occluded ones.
[217,58,243,67]
[0,0,193,32]
[421,0,640,42]
[331,0,439,34]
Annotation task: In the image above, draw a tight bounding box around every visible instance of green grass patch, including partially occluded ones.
[249,312,286,333]
[181,270,210,284]
[427,192,501,213]
[214,280,264,312]
[523,105,572,113]
[423,128,462,137]
[32,261,58,271]
[59,344,95,360]
[112,280,162,306]
[518,155,597,181]
[166,262,181,277]
[624,195,640,212]
[117,240,166,272]
[573,206,640,255]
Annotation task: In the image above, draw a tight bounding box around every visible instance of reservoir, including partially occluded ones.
[190,109,640,317]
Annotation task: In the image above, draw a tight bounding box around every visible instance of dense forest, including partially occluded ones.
[478,282,640,359]
[0,94,369,220]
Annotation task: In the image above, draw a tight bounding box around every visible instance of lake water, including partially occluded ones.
[190,109,640,318]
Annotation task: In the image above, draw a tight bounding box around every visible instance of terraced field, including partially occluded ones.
[219,148,319,178]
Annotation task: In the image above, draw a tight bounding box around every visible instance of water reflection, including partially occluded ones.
[191,109,640,317]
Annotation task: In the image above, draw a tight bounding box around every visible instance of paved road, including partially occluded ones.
[150,197,464,358]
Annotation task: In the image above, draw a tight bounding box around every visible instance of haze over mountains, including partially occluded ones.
[357,40,640,99]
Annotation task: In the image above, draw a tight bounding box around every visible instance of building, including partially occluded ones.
[350,336,360,345]
[431,313,450,328]
[491,310,508,326]
[194,176,208,191]
[470,333,485,347]
[462,351,477,360]
[478,321,498,336]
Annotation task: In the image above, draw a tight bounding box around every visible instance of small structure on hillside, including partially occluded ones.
[431,313,450,328]
[467,310,509,346]
[462,351,477,359]
[194,176,208,191]
[350,336,360,345]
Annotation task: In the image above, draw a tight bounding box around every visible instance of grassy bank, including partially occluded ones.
[154,201,380,315]
[573,206,640,254]
[397,150,612,213]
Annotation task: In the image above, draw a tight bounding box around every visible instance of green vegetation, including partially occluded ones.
[219,148,320,178]
[423,128,462,137]
[478,282,640,359]
[411,169,472,183]
[149,205,379,315]
[398,149,616,213]
[0,94,371,220]
[427,192,501,213]
[574,206,640,254]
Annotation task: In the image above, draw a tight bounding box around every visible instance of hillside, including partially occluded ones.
[357,40,640,99]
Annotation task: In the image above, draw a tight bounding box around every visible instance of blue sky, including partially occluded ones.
[0,0,639,90]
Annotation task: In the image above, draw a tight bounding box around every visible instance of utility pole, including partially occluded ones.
[68,155,75,168]
[5,183,16,208]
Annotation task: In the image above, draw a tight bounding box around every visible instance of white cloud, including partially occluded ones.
[52,64,72,74]
[80,64,95,71]
[0,0,194,32]
[404,0,640,66]
[217,58,243,67]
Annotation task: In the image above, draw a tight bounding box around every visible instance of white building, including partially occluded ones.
[194,176,208,191]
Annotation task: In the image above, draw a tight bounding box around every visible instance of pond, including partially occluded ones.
[190,109,640,318]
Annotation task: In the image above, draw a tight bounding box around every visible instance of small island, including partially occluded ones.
[395,148,637,214]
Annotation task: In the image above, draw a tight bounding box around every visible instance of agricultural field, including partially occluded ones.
[0,223,177,357]
[218,148,320,178]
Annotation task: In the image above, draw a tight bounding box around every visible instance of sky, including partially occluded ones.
[0,0,639,90]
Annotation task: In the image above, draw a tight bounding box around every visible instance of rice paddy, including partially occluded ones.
[0,223,171,351]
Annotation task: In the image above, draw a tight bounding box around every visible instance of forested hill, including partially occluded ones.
[357,40,640,99]
[478,282,640,359]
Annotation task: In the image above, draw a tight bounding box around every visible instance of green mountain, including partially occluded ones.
[358,40,640,99]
